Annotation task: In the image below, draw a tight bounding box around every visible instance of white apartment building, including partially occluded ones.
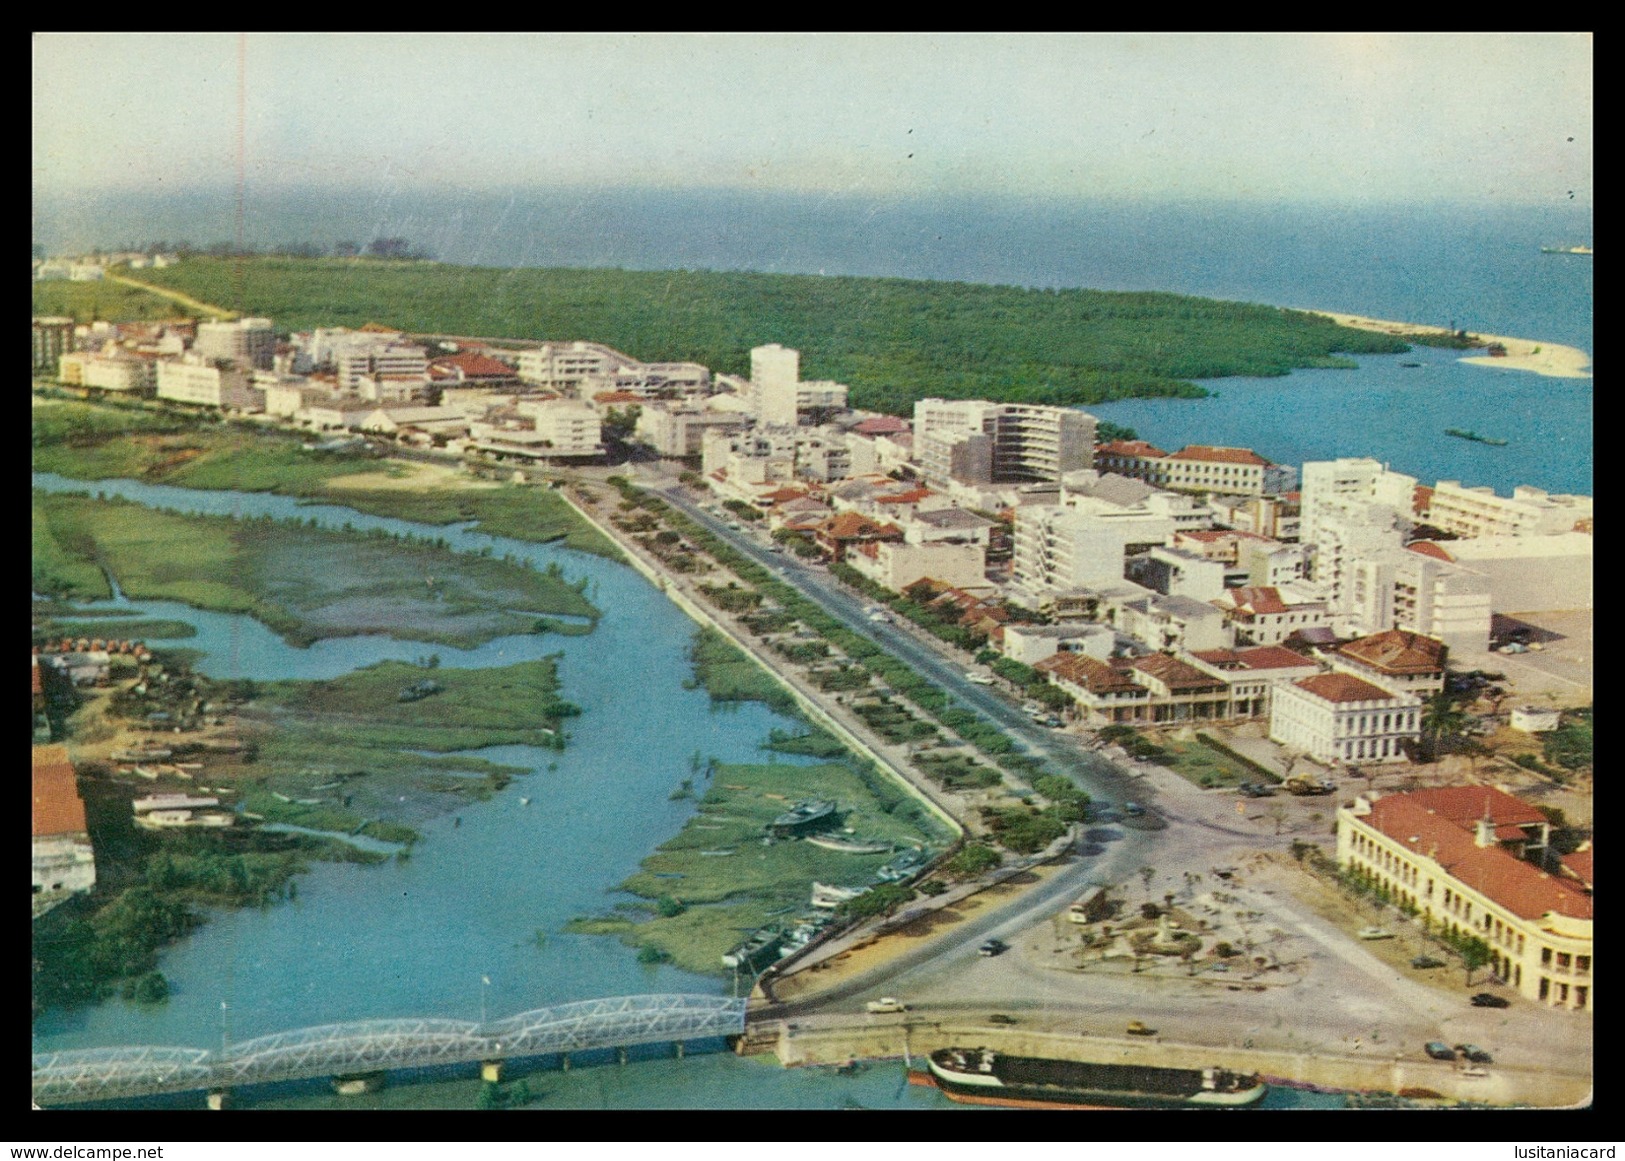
[156,359,263,411]
[1001,622,1117,666]
[844,539,987,593]
[913,399,1097,487]
[517,342,640,392]
[1299,458,1419,550]
[515,399,604,457]
[194,318,276,370]
[1210,584,1330,647]
[1427,481,1593,539]
[1269,672,1421,765]
[337,342,429,392]
[81,354,157,394]
[636,404,749,458]
[1344,546,1492,653]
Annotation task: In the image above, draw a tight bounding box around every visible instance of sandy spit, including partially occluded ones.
[1304,309,1592,380]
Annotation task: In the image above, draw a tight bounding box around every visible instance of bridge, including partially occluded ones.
[32,993,746,1107]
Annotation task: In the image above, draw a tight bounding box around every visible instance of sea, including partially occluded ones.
[31,187,1590,1114]
[36,186,1593,495]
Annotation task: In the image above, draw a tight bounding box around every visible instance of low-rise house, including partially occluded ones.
[1268,672,1421,765]
[1326,628,1447,697]
[1036,651,1149,725]
[33,745,96,915]
[844,539,986,593]
[1113,592,1231,653]
[1186,645,1323,718]
[1211,584,1330,646]
[1001,622,1117,666]
[1337,787,1591,1009]
[813,512,904,562]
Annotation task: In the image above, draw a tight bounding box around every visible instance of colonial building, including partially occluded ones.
[1337,787,1592,1010]
[1268,672,1421,764]
[1327,628,1447,697]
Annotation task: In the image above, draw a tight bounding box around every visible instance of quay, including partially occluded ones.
[743,1017,1591,1109]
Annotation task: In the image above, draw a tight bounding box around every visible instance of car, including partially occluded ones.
[1357,926,1395,940]
[978,938,1008,957]
[1126,1020,1156,1037]
[1410,955,1447,969]
[1454,1044,1493,1064]
[1471,992,1511,1009]
[1238,782,1275,798]
[1123,802,1146,816]
[865,997,908,1014]
[987,1013,1018,1025]
[965,672,995,685]
[1424,1042,1456,1061]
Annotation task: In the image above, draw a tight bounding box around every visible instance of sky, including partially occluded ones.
[33,32,1592,207]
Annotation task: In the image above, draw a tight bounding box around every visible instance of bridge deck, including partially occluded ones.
[33,994,746,1105]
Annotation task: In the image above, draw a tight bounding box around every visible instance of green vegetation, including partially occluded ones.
[138,256,1410,415]
[34,618,198,641]
[835,882,914,920]
[32,278,191,323]
[763,727,849,758]
[941,843,1003,878]
[576,760,946,974]
[686,628,797,715]
[1542,708,1592,772]
[979,803,1070,854]
[32,492,598,648]
[1157,734,1270,789]
[32,395,621,560]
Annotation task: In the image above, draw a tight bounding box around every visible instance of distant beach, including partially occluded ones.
[1308,309,1592,380]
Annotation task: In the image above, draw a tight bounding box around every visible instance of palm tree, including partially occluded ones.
[1420,693,1471,762]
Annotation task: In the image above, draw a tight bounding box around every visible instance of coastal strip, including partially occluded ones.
[1305,309,1592,380]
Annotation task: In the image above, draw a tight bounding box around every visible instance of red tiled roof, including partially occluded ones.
[1223,586,1289,615]
[820,513,903,541]
[1561,848,1593,889]
[1294,673,1396,703]
[1406,540,1456,562]
[1124,653,1224,691]
[592,391,643,404]
[1231,645,1319,670]
[1413,484,1434,516]
[1338,629,1446,675]
[1037,651,1143,695]
[1168,445,1269,466]
[1097,439,1168,458]
[1361,788,1590,921]
[428,353,516,379]
[32,745,87,837]
[875,487,932,505]
[853,416,910,435]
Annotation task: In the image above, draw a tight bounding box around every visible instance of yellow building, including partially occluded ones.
[1337,786,1593,1011]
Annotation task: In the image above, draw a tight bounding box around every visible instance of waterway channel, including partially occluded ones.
[31,473,1355,1110]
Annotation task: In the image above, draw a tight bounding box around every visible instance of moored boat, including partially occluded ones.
[767,799,838,838]
[805,835,893,854]
[925,1047,1267,1109]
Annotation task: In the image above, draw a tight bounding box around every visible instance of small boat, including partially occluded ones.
[1540,245,1593,256]
[1399,361,1422,368]
[805,835,893,854]
[1444,428,1508,447]
[519,796,531,806]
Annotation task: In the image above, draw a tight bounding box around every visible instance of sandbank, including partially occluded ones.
[1305,309,1592,380]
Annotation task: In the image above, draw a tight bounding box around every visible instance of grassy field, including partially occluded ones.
[33,396,623,560]
[135,256,1412,414]
[32,491,599,648]
[34,618,197,641]
[574,760,948,974]
[32,279,196,323]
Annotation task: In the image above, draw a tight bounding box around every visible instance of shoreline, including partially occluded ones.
[1308,309,1592,380]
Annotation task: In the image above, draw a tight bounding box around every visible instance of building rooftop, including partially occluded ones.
[1037,651,1143,695]
[32,745,87,837]
[911,507,997,530]
[1192,645,1318,671]
[1168,445,1271,466]
[1123,652,1222,691]
[1337,629,1447,676]
[1098,439,1168,458]
[1294,673,1397,704]
[1360,788,1591,922]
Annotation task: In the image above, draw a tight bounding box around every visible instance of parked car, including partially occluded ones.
[987,1013,1018,1025]
[865,997,908,1013]
[1126,1020,1156,1036]
[1238,782,1275,798]
[965,672,995,685]
[979,938,1008,957]
[1471,992,1511,1009]
[1455,1044,1493,1064]
[1425,1042,1456,1061]
[1410,955,1447,969]
[1357,926,1395,940]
